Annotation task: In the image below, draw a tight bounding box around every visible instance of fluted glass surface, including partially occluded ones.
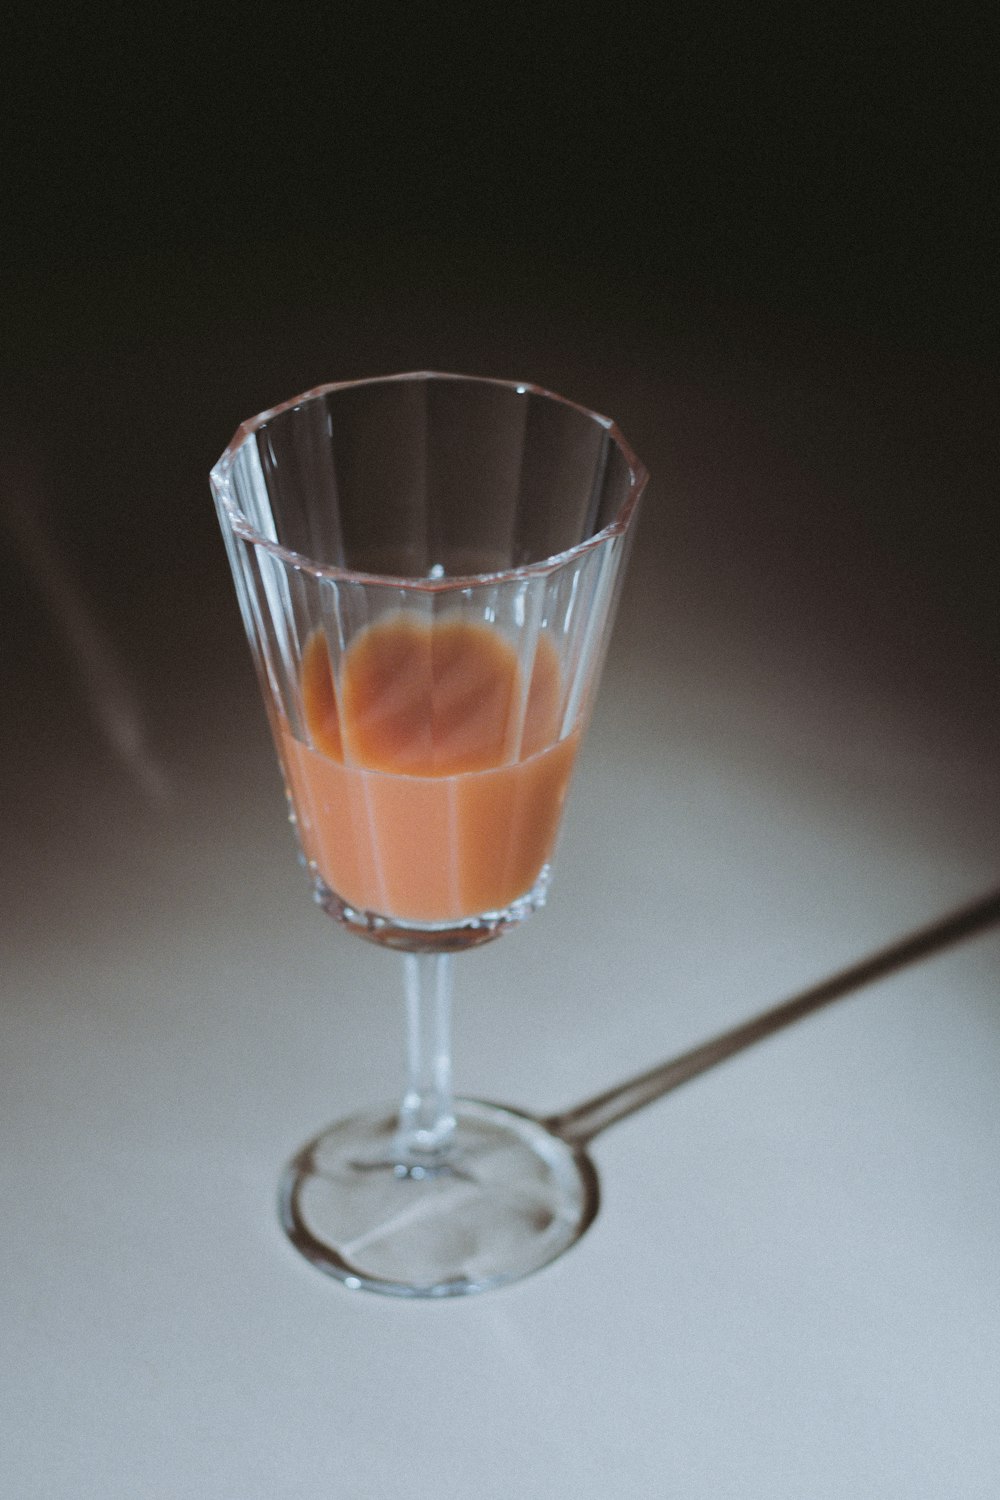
[212,373,646,951]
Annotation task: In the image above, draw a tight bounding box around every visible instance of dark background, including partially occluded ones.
[5,9,996,448]
[5,5,996,348]
[2,4,997,819]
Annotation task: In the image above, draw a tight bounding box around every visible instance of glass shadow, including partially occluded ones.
[546,888,1000,1147]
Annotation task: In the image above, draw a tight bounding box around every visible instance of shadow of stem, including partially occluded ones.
[545,888,1000,1147]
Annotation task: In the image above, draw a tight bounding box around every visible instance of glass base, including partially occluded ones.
[310,866,553,952]
[278,1099,599,1297]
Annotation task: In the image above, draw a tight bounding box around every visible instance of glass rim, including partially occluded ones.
[210,370,648,591]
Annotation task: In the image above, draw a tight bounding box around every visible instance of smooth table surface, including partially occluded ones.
[3,325,999,1498]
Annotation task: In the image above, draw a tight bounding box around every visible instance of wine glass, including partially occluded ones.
[211,372,647,1296]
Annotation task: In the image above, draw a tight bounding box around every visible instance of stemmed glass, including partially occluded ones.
[211,372,647,1296]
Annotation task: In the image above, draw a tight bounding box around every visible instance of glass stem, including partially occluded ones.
[396,951,456,1162]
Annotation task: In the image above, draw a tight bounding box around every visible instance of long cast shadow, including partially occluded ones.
[545,888,1000,1148]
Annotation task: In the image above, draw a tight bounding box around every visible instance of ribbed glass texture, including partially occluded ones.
[211,373,647,950]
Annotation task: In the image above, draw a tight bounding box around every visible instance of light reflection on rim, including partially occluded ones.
[210,371,648,592]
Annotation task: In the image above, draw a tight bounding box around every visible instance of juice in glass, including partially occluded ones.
[280,616,580,924]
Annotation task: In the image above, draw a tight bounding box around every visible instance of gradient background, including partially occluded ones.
[2,9,999,1496]
[3,7,997,738]
[3,6,996,938]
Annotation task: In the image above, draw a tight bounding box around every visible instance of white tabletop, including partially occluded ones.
[3,319,998,1498]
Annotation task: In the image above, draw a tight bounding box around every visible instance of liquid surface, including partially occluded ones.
[280,616,579,924]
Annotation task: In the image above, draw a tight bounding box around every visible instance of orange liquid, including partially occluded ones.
[279,616,579,924]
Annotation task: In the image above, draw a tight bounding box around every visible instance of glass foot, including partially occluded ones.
[278,1099,599,1297]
